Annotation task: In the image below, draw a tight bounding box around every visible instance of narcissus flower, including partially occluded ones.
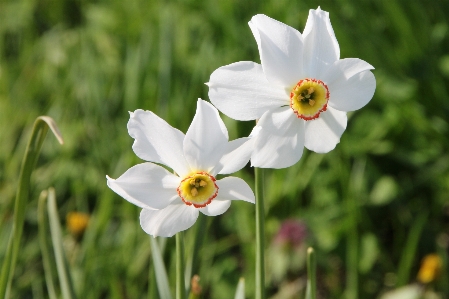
[207,8,376,168]
[106,100,254,237]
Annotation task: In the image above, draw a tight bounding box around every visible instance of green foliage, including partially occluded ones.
[1,0,448,298]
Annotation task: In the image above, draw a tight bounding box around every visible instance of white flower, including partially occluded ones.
[207,8,376,168]
[106,99,255,237]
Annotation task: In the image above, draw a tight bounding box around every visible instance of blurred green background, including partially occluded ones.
[1,0,449,298]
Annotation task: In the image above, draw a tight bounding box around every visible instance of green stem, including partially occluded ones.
[396,211,428,286]
[186,213,206,295]
[0,116,63,298]
[305,247,317,299]
[345,159,365,299]
[255,167,265,299]
[346,209,358,299]
[148,262,158,299]
[176,232,186,299]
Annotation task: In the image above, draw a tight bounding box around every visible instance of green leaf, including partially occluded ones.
[37,190,58,299]
[47,188,77,299]
[233,278,245,299]
[397,212,428,287]
[150,237,172,299]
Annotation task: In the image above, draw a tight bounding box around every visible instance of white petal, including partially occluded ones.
[207,61,288,121]
[321,58,374,86]
[328,70,376,111]
[215,176,255,203]
[302,8,340,78]
[249,125,262,138]
[251,107,305,169]
[140,204,199,237]
[106,163,181,210]
[214,137,254,175]
[249,14,304,87]
[304,106,347,153]
[128,110,190,177]
[184,99,228,172]
[199,200,231,216]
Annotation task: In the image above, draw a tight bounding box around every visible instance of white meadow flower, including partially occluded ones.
[207,8,376,168]
[106,99,254,237]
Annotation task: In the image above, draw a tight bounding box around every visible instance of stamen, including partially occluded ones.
[177,172,219,208]
[289,78,329,121]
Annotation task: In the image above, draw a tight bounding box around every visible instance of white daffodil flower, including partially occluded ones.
[207,8,376,169]
[106,99,255,237]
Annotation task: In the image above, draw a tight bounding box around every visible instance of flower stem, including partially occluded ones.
[148,262,157,299]
[345,159,364,299]
[176,232,186,299]
[254,167,265,299]
[346,206,358,299]
[186,213,206,295]
[305,247,317,299]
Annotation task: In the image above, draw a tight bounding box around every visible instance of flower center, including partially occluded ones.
[177,172,218,208]
[290,79,329,121]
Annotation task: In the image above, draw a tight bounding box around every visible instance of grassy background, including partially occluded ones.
[1,0,449,298]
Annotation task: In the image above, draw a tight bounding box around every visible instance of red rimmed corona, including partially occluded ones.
[177,172,219,208]
[290,79,329,121]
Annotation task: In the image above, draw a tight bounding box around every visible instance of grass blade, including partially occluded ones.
[38,190,58,299]
[0,116,63,298]
[234,278,245,299]
[305,247,317,299]
[396,211,428,286]
[150,237,172,299]
[47,187,77,299]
